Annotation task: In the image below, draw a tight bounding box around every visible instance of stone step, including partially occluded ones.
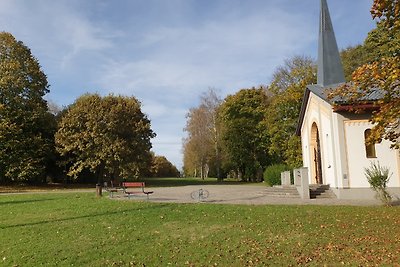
[264,186,300,198]
[264,185,336,199]
[265,190,299,194]
[309,184,336,199]
[309,184,330,190]
[264,193,300,198]
[265,188,298,193]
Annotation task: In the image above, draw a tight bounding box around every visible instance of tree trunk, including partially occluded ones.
[204,164,209,179]
[96,164,105,197]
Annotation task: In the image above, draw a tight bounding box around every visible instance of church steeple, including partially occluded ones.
[317,0,345,86]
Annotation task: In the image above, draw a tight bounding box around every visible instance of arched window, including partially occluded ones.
[364,129,376,158]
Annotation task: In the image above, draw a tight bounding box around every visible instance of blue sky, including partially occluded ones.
[0,0,376,169]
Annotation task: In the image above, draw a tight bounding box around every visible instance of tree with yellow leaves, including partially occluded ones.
[331,0,399,149]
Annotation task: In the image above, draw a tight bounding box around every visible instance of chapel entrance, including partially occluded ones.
[311,123,323,184]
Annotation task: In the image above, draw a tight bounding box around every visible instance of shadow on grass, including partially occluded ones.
[0,183,94,193]
[0,198,58,206]
[0,203,169,230]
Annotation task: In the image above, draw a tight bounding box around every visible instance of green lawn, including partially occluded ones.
[1,193,399,266]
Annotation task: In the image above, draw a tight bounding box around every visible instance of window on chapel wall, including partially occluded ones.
[364,129,376,158]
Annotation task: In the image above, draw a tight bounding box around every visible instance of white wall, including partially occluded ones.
[320,107,336,187]
[344,120,400,188]
[300,93,400,190]
[300,93,337,187]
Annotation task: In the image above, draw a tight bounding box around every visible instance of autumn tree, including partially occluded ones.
[219,87,270,181]
[150,155,180,177]
[199,89,223,179]
[55,94,156,183]
[331,0,400,149]
[183,106,211,178]
[182,138,198,177]
[266,56,317,168]
[183,89,222,179]
[0,32,55,183]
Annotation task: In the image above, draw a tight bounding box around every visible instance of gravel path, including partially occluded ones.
[119,185,381,206]
[1,184,381,206]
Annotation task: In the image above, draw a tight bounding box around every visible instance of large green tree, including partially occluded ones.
[266,56,316,168]
[219,87,270,181]
[340,45,370,82]
[0,32,54,183]
[55,94,156,182]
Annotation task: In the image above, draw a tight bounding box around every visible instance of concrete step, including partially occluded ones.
[309,184,336,199]
[264,193,300,198]
[309,184,330,190]
[266,188,298,192]
[264,186,300,198]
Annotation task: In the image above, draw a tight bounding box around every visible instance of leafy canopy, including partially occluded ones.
[219,87,270,181]
[150,154,180,178]
[0,32,54,183]
[266,56,316,168]
[183,89,222,179]
[55,94,156,181]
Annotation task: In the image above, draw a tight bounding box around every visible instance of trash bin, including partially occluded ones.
[96,184,102,197]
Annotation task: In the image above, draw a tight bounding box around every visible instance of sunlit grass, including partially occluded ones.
[0,193,399,266]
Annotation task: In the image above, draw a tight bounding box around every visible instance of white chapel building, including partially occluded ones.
[296,0,400,199]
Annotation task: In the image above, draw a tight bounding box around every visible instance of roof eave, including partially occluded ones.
[332,102,380,112]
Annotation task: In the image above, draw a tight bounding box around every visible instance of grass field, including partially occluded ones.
[1,192,399,266]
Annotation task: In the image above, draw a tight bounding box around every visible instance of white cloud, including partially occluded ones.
[0,0,114,71]
[93,5,316,169]
[98,12,314,95]
[142,101,187,120]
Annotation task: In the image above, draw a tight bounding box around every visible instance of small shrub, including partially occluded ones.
[365,161,392,205]
[263,164,290,186]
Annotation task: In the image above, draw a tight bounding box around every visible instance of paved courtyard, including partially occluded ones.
[117,185,381,206]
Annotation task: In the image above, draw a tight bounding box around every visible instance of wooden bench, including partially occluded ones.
[122,182,153,200]
[103,181,122,198]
